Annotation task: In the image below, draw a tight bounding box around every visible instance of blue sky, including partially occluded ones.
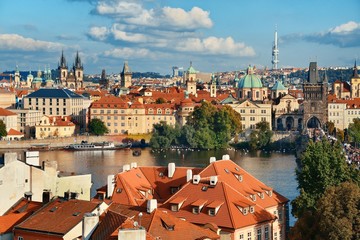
[0,0,359,75]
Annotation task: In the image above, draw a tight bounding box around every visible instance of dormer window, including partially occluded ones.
[169,197,186,212]
[171,204,179,212]
[191,199,207,215]
[258,192,265,199]
[250,194,256,201]
[243,207,248,215]
[250,206,255,213]
[206,200,223,216]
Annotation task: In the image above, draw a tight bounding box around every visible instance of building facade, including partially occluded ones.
[22,89,89,132]
[57,51,84,90]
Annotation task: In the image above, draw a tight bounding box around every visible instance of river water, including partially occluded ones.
[38,148,298,226]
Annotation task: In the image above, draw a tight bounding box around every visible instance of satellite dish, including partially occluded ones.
[133,221,138,227]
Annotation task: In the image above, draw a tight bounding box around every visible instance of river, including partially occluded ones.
[37,148,299,226]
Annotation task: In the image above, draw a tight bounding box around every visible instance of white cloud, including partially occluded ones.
[162,6,212,29]
[176,36,255,57]
[111,24,148,42]
[94,1,212,30]
[330,21,360,34]
[104,47,155,59]
[89,26,109,40]
[0,34,64,51]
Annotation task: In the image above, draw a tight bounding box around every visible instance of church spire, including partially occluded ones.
[74,51,82,69]
[353,59,359,78]
[59,50,67,68]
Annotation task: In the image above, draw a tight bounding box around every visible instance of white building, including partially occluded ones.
[0,152,92,216]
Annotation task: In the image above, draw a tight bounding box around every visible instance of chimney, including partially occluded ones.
[222,154,230,160]
[42,190,51,204]
[107,175,115,198]
[193,175,200,184]
[130,162,137,169]
[123,164,130,172]
[64,191,70,200]
[209,157,216,164]
[210,176,218,186]
[82,213,99,240]
[186,169,193,182]
[168,162,175,178]
[147,199,157,213]
[118,229,146,240]
[25,151,40,166]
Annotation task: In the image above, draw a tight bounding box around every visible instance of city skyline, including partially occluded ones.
[0,0,359,75]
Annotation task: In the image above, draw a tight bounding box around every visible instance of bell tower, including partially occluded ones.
[58,50,68,84]
[121,61,132,88]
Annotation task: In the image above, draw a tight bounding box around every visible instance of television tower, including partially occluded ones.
[272,28,279,70]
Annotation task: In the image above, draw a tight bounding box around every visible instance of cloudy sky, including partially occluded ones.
[0,0,359,75]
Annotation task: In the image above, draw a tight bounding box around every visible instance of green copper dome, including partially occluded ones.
[238,66,262,88]
[187,61,197,74]
[271,80,287,91]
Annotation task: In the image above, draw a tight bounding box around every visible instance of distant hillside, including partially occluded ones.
[289,68,353,83]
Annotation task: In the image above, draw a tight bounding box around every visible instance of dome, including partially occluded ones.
[271,80,287,91]
[238,66,263,89]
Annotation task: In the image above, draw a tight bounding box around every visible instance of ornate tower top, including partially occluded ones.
[59,50,67,69]
[122,61,131,74]
[74,51,83,69]
[307,62,320,83]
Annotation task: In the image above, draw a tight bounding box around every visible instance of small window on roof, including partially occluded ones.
[208,208,216,216]
[171,204,179,212]
[192,206,200,214]
[224,168,230,174]
[250,206,255,213]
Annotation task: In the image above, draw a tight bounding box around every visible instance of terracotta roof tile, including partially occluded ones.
[15,198,99,235]
[7,128,23,136]
[0,107,16,116]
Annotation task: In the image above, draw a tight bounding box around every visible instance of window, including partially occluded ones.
[121,110,125,114]
[171,204,179,212]
[100,110,104,114]
[114,116,118,120]
[18,237,24,240]
[114,123,118,126]
[107,110,111,114]
[250,117,255,121]
[107,116,111,120]
[250,109,255,113]
[261,109,266,113]
[208,208,216,216]
[257,228,261,240]
[264,227,269,240]
[241,117,245,121]
[121,116,125,120]
[239,233,244,239]
[192,207,200,214]
[240,109,245,113]
[247,232,252,240]
[114,110,118,114]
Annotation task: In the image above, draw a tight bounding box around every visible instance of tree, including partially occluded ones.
[290,182,360,240]
[336,128,345,142]
[324,121,335,135]
[292,138,358,218]
[249,121,273,150]
[0,120,7,138]
[155,97,166,104]
[149,122,180,149]
[88,118,109,136]
[348,118,360,144]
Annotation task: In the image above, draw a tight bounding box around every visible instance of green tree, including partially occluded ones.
[348,118,360,144]
[292,139,358,218]
[290,182,360,240]
[88,118,109,136]
[248,121,273,150]
[178,125,197,148]
[0,120,7,138]
[187,101,217,130]
[149,121,180,149]
[336,128,345,142]
[155,97,166,104]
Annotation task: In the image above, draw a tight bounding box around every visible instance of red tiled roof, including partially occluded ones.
[0,107,16,116]
[7,128,23,136]
[0,198,42,234]
[15,198,99,235]
[107,204,219,240]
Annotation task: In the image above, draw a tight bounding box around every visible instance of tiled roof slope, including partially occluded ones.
[106,203,219,240]
[0,198,42,234]
[0,107,16,116]
[15,198,99,235]
[25,88,84,99]
[111,166,202,206]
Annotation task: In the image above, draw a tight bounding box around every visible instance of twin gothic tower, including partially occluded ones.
[58,51,83,90]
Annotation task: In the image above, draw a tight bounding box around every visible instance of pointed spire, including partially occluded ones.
[60,50,67,68]
[74,51,82,69]
[323,70,328,83]
[122,61,131,74]
[353,59,359,78]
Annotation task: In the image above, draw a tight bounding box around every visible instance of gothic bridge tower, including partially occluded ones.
[303,62,328,129]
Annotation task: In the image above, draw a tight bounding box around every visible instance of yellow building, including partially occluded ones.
[35,116,75,139]
[228,99,272,138]
[273,94,303,131]
[0,88,16,109]
[89,96,176,135]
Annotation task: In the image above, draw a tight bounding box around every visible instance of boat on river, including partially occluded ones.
[64,141,131,151]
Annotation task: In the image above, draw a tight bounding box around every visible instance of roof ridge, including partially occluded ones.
[146,208,157,232]
[220,181,237,229]
[118,175,137,206]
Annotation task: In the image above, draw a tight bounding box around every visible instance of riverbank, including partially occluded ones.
[0,135,133,150]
